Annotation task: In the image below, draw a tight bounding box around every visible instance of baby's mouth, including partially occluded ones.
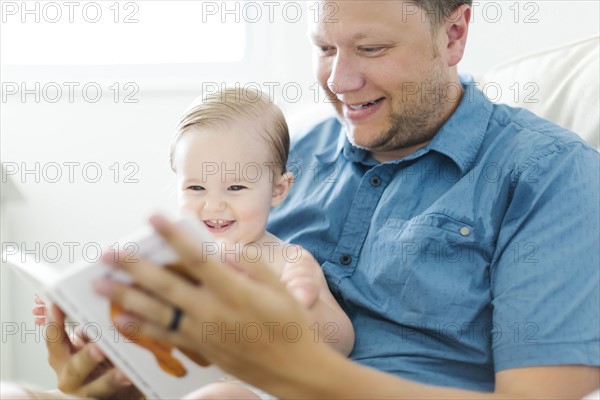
[203,219,235,230]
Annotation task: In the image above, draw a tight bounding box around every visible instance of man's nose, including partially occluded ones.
[327,53,365,94]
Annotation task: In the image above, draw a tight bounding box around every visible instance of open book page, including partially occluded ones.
[2,246,60,307]
[3,217,226,399]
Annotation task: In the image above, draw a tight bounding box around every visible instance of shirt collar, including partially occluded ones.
[316,122,377,165]
[427,79,492,174]
[317,78,493,173]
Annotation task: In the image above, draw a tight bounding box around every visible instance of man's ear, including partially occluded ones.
[271,172,293,207]
[444,4,471,67]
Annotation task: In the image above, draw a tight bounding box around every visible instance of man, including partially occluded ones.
[28,1,600,399]
[265,0,600,395]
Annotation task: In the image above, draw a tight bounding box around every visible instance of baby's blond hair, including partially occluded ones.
[170,87,289,175]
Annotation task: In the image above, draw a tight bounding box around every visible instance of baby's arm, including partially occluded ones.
[280,247,355,356]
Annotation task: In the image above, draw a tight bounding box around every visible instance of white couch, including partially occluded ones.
[481,35,599,149]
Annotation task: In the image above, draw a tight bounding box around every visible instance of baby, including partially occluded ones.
[32,87,354,400]
[167,87,354,399]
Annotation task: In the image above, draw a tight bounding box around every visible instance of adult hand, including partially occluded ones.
[95,214,344,396]
[45,304,143,400]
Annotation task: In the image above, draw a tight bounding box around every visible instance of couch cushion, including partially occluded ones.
[481,36,599,149]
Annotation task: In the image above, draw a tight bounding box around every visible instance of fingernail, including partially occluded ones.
[149,214,168,228]
[93,278,113,295]
[114,369,132,386]
[74,326,84,338]
[88,344,105,362]
[101,252,116,265]
[116,312,135,326]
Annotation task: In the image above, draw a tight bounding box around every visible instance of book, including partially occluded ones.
[2,217,226,399]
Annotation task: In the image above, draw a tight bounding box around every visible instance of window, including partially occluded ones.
[1,1,247,65]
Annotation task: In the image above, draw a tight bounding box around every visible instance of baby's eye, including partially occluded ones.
[187,185,205,191]
[315,45,335,56]
[228,185,247,191]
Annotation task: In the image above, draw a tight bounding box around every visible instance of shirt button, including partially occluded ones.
[370,175,382,187]
[459,227,471,236]
[339,254,352,265]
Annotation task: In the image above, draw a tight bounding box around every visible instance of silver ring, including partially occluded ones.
[168,307,183,331]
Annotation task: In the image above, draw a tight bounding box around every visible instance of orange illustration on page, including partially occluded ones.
[109,262,210,377]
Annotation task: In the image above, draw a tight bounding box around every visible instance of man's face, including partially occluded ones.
[310,1,460,161]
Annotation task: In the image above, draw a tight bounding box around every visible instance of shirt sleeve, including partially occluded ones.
[490,140,600,371]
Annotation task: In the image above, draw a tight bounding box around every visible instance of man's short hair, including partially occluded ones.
[410,1,472,26]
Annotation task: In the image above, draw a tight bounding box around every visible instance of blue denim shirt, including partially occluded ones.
[268,82,600,391]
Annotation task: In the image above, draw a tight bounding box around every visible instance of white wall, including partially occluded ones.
[1,0,598,390]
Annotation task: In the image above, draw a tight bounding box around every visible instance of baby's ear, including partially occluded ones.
[271,172,294,207]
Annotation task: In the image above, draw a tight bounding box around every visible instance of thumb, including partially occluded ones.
[45,304,75,359]
[48,304,66,326]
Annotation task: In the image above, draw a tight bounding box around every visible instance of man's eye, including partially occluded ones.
[360,46,385,55]
[228,185,247,191]
[187,185,205,191]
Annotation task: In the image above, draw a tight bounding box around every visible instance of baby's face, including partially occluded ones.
[173,123,282,245]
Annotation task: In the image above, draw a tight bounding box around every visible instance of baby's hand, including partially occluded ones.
[280,246,323,309]
[32,296,88,348]
[32,295,47,326]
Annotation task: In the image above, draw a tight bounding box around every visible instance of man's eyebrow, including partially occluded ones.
[308,32,375,42]
[352,33,369,40]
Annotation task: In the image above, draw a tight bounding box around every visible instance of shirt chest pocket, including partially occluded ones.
[368,213,492,325]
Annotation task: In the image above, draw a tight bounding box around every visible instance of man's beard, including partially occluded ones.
[358,106,442,151]
[347,93,447,153]
[346,66,457,153]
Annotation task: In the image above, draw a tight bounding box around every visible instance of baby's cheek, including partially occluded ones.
[178,199,200,215]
